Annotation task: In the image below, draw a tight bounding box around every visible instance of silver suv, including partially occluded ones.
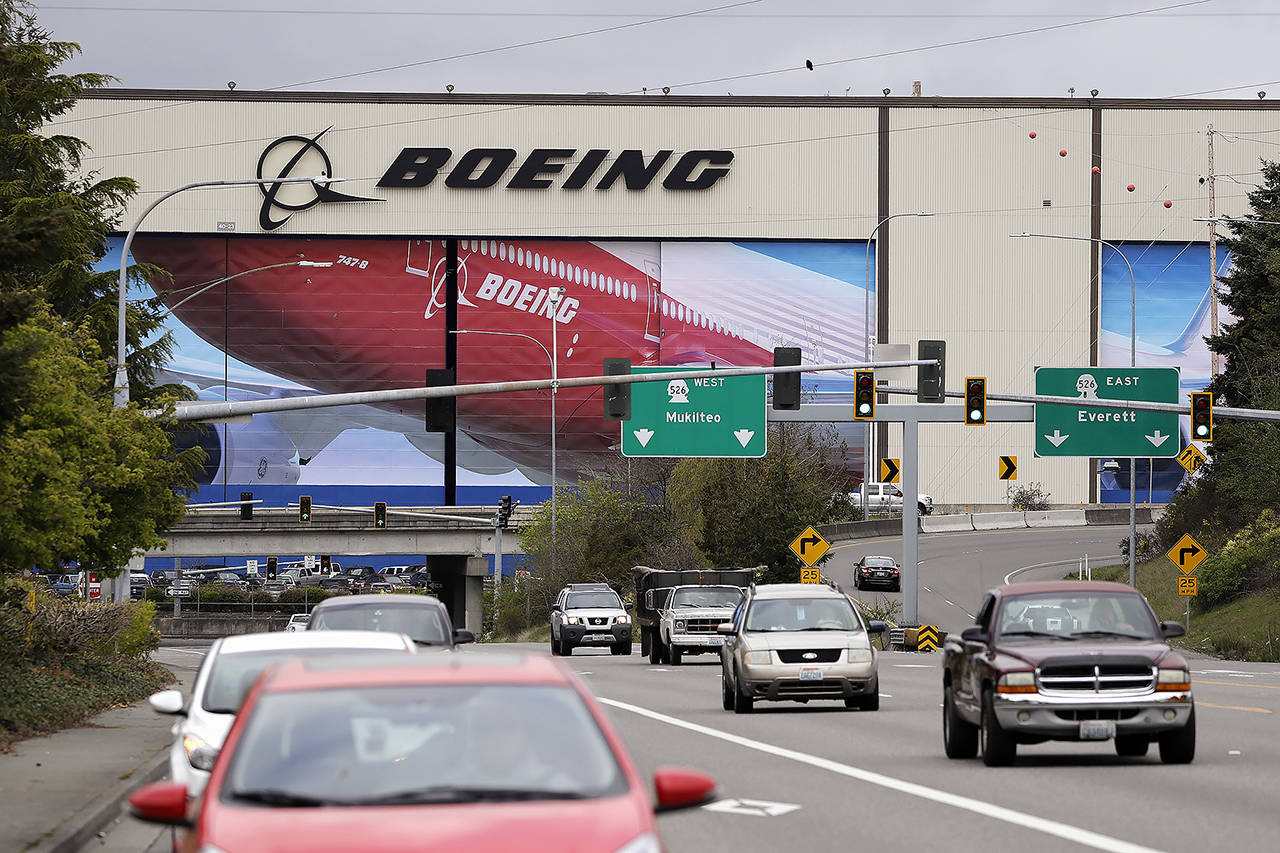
[718,583,885,713]
[550,583,633,656]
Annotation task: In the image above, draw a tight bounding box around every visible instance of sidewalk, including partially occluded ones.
[0,649,200,853]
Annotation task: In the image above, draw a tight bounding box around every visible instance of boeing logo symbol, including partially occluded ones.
[256,127,382,231]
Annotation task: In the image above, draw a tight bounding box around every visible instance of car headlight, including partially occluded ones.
[743,650,772,665]
[1156,668,1191,691]
[847,648,873,663]
[566,616,581,625]
[615,614,630,624]
[996,672,1037,694]
[197,847,230,853]
[612,833,661,853]
[674,619,686,631]
[183,733,219,771]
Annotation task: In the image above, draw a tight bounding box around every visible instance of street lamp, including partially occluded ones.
[158,260,333,317]
[114,176,334,408]
[863,212,933,519]
[1011,232,1139,587]
[451,314,562,589]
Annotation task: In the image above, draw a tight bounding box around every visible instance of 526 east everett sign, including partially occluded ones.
[1034,367,1180,458]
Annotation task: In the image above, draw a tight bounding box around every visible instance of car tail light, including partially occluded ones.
[891,569,899,574]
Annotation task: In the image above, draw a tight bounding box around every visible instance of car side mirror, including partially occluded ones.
[147,689,185,716]
[128,781,193,827]
[960,626,988,644]
[644,590,654,609]
[452,629,476,645]
[1159,621,1186,639]
[866,620,886,634]
[653,766,717,813]
[625,601,634,611]
[716,622,735,635]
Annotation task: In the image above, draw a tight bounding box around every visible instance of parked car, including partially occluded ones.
[941,581,1195,766]
[284,614,310,632]
[145,631,416,796]
[128,652,718,851]
[549,583,632,657]
[370,575,413,594]
[853,556,901,592]
[129,573,154,599]
[261,577,296,598]
[309,593,473,648]
[49,574,79,596]
[854,482,934,516]
[719,582,886,713]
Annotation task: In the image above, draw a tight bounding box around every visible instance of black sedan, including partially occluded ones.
[853,556,901,592]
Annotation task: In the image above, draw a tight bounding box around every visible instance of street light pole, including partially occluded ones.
[450,327,556,586]
[114,176,330,408]
[157,260,333,318]
[1012,232,1139,587]
[863,212,933,519]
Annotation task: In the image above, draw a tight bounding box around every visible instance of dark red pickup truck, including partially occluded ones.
[941,580,1195,766]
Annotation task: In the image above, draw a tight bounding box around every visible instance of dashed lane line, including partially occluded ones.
[601,698,1166,853]
[1197,702,1273,714]
[1197,680,1280,690]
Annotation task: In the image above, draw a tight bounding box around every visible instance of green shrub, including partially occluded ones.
[143,587,169,603]
[116,600,160,657]
[276,586,345,604]
[191,582,249,612]
[1119,531,1161,564]
[1195,510,1280,609]
[1008,482,1052,512]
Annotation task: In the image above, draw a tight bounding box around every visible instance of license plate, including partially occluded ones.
[1079,720,1116,740]
[799,667,823,681]
[585,633,614,641]
[704,637,723,646]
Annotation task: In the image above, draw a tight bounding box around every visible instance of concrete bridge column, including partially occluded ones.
[427,555,488,633]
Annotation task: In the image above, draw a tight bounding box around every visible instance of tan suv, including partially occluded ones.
[718,583,886,714]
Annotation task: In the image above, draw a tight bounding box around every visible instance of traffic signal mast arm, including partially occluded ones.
[286,502,499,524]
[164,359,939,423]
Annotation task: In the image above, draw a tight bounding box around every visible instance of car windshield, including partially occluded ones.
[565,592,621,609]
[671,587,743,608]
[745,597,862,632]
[224,685,628,805]
[202,648,396,714]
[997,592,1159,640]
[862,557,896,567]
[311,604,450,646]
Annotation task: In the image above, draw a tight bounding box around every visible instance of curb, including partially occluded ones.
[31,750,168,853]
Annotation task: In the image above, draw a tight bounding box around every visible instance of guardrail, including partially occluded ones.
[818,506,1157,544]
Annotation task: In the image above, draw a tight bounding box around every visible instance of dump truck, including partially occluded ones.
[632,565,760,665]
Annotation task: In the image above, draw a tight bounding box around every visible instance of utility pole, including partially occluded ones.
[1207,124,1220,378]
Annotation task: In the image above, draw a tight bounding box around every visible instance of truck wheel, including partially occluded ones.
[648,637,662,665]
[560,638,574,657]
[670,646,683,666]
[550,633,561,656]
[640,628,651,658]
[721,669,735,711]
[943,683,978,758]
[1158,710,1195,764]
[611,642,632,656]
[980,691,1016,766]
[733,667,754,714]
[1115,735,1149,757]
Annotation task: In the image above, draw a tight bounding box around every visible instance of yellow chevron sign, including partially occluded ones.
[916,625,940,652]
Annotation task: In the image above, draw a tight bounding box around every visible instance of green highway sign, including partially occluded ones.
[621,367,766,458]
[1034,367,1180,458]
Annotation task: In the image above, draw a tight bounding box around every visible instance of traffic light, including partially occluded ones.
[965,377,987,425]
[917,340,946,403]
[425,368,456,432]
[1191,392,1213,441]
[320,555,332,574]
[266,556,277,580]
[772,347,802,410]
[497,495,517,528]
[374,502,388,529]
[240,491,253,521]
[854,370,875,420]
[603,358,632,421]
[299,495,312,523]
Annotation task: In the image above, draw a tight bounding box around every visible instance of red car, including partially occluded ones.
[129,652,716,852]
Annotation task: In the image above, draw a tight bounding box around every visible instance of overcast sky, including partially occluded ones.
[28,0,1280,100]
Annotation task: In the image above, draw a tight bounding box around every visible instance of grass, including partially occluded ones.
[482,623,553,644]
[0,658,175,751]
[1087,560,1280,661]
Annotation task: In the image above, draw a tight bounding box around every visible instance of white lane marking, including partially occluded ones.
[922,586,932,592]
[601,698,1166,853]
[703,797,800,817]
[893,664,934,669]
[944,600,956,606]
[161,648,208,656]
[1003,555,1123,585]
[1196,670,1257,678]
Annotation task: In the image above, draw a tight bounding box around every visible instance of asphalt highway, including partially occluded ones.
[85,526,1279,853]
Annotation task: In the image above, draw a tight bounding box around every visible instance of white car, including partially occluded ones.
[284,613,310,632]
[147,630,415,795]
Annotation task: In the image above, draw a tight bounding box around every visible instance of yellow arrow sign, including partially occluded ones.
[880,458,900,483]
[999,455,1017,481]
[1166,533,1207,575]
[916,625,940,652]
[1177,444,1207,475]
[789,526,830,568]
